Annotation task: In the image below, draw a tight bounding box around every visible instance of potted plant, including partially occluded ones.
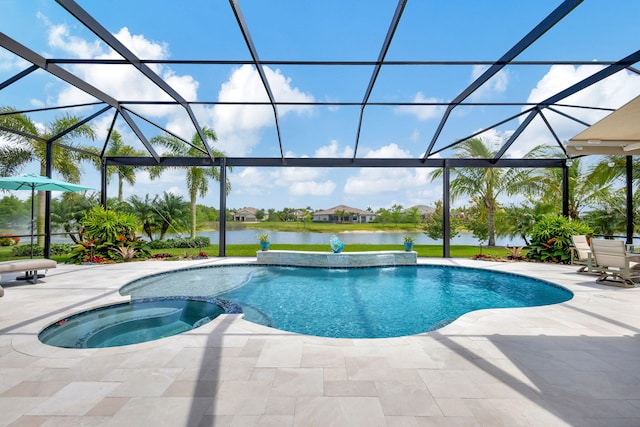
[403,235,415,251]
[257,233,270,251]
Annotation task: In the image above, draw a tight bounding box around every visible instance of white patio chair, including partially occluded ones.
[571,235,595,273]
[589,239,640,288]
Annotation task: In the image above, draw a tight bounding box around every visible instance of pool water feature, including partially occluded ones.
[39,297,239,348]
[120,265,573,339]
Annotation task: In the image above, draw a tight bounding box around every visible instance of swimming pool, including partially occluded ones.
[39,296,240,348]
[120,264,572,339]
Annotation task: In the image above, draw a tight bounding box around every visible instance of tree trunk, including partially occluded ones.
[487,207,496,247]
[190,196,197,239]
[36,163,47,247]
[36,189,45,247]
[143,223,154,241]
[159,222,169,241]
[118,174,123,202]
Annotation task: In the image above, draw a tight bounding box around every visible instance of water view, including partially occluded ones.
[169,230,520,247]
[48,229,518,246]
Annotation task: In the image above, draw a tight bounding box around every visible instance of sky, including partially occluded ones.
[1,0,640,212]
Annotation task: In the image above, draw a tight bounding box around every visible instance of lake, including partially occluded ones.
[165,230,523,247]
[49,229,522,246]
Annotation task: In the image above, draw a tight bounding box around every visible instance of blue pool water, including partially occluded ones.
[120,265,572,339]
[39,297,237,348]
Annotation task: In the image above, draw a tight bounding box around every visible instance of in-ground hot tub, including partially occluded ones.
[39,296,240,348]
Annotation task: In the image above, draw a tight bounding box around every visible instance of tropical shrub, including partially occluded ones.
[51,244,74,255]
[11,244,43,257]
[69,206,149,263]
[10,243,73,257]
[146,236,210,249]
[526,214,592,263]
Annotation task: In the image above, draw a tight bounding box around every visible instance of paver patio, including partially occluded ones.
[1,258,639,426]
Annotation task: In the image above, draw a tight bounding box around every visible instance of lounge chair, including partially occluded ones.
[0,259,57,298]
[589,239,640,288]
[571,235,595,273]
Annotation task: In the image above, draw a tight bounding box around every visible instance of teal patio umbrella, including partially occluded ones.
[0,174,93,258]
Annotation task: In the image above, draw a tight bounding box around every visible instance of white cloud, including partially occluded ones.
[289,180,336,196]
[231,165,335,198]
[30,99,45,108]
[229,167,271,196]
[229,139,349,198]
[228,138,356,199]
[345,168,417,195]
[395,91,445,121]
[314,140,353,158]
[527,64,640,113]
[210,65,315,156]
[469,65,509,100]
[277,167,325,182]
[165,186,183,197]
[505,64,640,157]
[361,143,411,158]
[476,128,515,154]
[0,49,29,72]
[38,19,319,161]
[48,23,103,58]
[49,24,198,120]
[344,144,424,195]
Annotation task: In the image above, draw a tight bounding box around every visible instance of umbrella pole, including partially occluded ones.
[30,187,35,259]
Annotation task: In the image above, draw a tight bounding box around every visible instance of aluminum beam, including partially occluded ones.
[0,65,38,91]
[229,0,284,160]
[105,156,564,169]
[423,0,583,159]
[0,32,160,162]
[443,160,451,258]
[353,0,407,160]
[219,158,227,257]
[494,48,640,159]
[48,105,112,143]
[0,125,47,143]
[626,156,634,245]
[55,0,215,162]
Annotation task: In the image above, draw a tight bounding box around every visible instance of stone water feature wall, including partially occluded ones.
[256,250,417,267]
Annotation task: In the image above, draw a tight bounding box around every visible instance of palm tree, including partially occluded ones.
[125,194,158,240]
[431,138,544,246]
[104,130,146,202]
[538,156,618,219]
[595,156,640,186]
[153,192,189,240]
[0,107,96,245]
[0,145,33,176]
[51,192,98,243]
[150,127,230,238]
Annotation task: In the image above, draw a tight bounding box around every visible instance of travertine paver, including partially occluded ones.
[0,257,639,426]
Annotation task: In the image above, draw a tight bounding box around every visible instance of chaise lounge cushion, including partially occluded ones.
[0,259,57,274]
[0,259,57,294]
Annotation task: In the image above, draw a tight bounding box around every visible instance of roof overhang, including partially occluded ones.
[567,95,640,155]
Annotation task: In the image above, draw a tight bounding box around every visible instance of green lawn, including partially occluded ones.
[0,243,513,262]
